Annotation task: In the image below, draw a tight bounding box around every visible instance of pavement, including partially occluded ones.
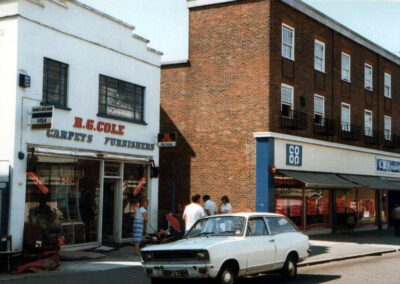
[1,228,399,282]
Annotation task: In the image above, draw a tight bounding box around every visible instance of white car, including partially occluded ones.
[141,212,310,284]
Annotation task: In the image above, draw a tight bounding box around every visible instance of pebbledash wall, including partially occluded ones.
[160,0,400,233]
[0,0,161,249]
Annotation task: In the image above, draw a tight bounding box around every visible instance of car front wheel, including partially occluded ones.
[217,264,237,284]
[281,255,298,281]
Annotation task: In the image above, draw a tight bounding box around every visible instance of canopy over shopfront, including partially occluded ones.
[278,170,361,189]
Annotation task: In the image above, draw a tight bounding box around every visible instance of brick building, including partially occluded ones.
[160,0,400,233]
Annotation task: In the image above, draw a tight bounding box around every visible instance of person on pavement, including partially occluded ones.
[218,195,232,214]
[202,195,217,216]
[133,199,148,254]
[183,194,205,233]
[392,203,400,237]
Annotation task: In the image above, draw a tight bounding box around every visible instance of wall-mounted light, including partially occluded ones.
[19,74,31,88]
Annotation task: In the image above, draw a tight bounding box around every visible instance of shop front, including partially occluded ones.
[255,132,400,234]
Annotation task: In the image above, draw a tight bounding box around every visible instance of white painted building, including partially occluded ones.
[0,0,162,250]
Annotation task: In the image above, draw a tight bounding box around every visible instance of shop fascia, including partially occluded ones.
[45,116,155,151]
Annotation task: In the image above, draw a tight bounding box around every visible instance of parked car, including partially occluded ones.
[141,212,310,284]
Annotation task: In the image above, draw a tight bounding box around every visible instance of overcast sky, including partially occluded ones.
[80,0,400,63]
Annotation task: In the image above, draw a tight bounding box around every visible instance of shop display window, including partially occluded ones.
[275,188,303,227]
[122,163,147,239]
[25,155,99,245]
[335,189,357,229]
[358,189,376,225]
[305,189,330,227]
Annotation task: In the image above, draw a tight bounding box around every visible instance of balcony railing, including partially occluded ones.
[364,129,379,145]
[339,123,361,141]
[313,117,335,136]
[383,134,400,148]
[281,110,307,130]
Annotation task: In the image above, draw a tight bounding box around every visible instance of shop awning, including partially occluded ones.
[377,177,400,191]
[338,174,400,190]
[278,170,361,189]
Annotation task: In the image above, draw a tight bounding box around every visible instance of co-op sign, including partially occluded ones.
[286,144,302,166]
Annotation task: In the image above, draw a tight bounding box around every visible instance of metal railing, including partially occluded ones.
[313,117,335,136]
[339,123,361,141]
[281,110,308,130]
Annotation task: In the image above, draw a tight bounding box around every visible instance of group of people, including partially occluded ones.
[183,194,232,232]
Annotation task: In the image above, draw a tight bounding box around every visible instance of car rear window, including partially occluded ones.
[265,217,297,234]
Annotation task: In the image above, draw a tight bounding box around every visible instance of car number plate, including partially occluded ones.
[162,270,188,278]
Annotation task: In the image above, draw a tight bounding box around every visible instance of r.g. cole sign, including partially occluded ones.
[377,158,400,173]
[286,144,302,166]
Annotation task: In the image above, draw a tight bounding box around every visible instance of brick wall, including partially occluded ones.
[160,0,271,221]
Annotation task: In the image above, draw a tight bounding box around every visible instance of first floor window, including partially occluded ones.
[43,58,68,107]
[384,116,392,140]
[341,103,351,131]
[314,95,325,125]
[98,75,145,122]
[281,84,294,117]
[364,110,373,136]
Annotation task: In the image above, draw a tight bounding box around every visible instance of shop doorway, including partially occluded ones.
[102,179,119,243]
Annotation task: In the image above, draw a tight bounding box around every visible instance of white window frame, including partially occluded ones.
[341,52,351,82]
[384,72,391,99]
[314,40,325,72]
[364,64,373,90]
[384,115,392,139]
[341,103,351,132]
[364,110,373,137]
[281,83,294,117]
[314,94,325,125]
[282,24,295,60]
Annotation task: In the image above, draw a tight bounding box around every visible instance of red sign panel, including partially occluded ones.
[27,172,49,194]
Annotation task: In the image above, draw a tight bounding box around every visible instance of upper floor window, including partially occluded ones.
[98,75,145,123]
[341,53,351,82]
[314,40,325,72]
[281,84,294,117]
[384,116,392,140]
[341,103,351,131]
[314,94,325,125]
[384,73,391,98]
[282,24,295,60]
[43,58,68,107]
[364,110,373,136]
[364,64,373,90]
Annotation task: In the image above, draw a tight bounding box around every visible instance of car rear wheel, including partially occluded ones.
[281,255,298,281]
[217,264,237,284]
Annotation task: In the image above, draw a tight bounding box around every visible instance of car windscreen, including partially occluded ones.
[186,216,245,238]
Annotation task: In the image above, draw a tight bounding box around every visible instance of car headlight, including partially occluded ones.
[142,252,154,261]
[195,250,209,261]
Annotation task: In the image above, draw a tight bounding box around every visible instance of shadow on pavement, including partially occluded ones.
[308,244,330,257]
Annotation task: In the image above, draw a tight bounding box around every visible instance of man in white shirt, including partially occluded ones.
[183,194,205,232]
[202,195,217,216]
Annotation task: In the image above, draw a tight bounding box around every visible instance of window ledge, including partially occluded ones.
[342,79,351,83]
[97,113,147,125]
[40,101,71,111]
[384,96,392,100]
[282,56,295,62]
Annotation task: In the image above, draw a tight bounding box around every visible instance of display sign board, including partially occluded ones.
[157,132,177,147]
[31,106,54,129]
[377,158,400,173]
[27,172,49,194]
[286,144,302,166]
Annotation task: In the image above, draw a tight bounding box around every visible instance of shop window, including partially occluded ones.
[122,163,147,239]
[358,189,376,225]
[275,187,303,227]
[305,189,330,227]
[42,58,68,108]
[336,189,357,230]
[98,75,145,123]
[25,155,99,245]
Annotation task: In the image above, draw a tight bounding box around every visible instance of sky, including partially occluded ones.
[79,0,400,63]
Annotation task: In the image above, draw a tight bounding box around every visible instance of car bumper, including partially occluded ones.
[143,263,218,279]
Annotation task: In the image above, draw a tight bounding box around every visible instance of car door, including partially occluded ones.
[242,217,276,274]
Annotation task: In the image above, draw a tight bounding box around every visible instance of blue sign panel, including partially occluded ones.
[286,144,302,166]
[377,158,400,173]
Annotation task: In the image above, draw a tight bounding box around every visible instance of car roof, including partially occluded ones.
[204,212,284,218]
